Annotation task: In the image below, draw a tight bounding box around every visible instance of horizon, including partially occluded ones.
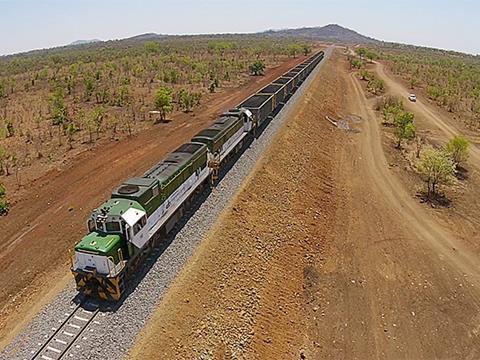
[0,0,479,56]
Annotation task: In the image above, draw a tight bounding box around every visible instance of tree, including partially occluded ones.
[357,48,368,58]
[249,60,266,76]
[367,78,385,95]
[144,41,161,53]
[359,70,371,81]
[84,77,96,101]
[0,146,9,175]
[446,135,470,169]
[0,183,8,215]
[178,89,202,113]
[154,87,173,122]
[350,58,363,69]
[90,107,105,138]
[50,87,68,126]
[418,148,455,198]
[381,96,404,124]
[394,112,416,148]
[301,44,312,56]
[0,80,6,98]
[66,122,77,150]
[287,44,302,58]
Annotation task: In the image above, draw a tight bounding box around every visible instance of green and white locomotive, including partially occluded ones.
[71,51,324,300]
[72,108,254,300]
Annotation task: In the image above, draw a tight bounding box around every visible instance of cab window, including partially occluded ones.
[88,219,95,232]
[106,221,121,232]
[95,220,104,232]
[132,216,147,236]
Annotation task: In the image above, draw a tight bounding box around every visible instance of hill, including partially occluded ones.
[57,24,376,53]
[69,39,101,46]
[262,24,379,44]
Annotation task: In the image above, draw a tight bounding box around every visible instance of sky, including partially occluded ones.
[0,0,478,56]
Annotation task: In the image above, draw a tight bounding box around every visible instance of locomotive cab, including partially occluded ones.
[71,198,147,300]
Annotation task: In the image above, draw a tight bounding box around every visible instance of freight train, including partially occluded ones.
[71,51,325,300]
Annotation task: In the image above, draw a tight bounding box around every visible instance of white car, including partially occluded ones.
[408,94,417,102]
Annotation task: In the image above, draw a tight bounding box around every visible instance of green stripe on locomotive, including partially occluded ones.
[192,115,243,154]
[111,142,207,215]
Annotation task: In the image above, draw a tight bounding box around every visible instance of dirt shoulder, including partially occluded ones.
[0,56,308,348]
[131,50,480,359]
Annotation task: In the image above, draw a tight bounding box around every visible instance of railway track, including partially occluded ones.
[30,298,100,360]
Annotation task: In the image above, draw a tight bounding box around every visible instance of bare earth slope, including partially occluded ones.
[131,50,480,359]
[0,56,307,347]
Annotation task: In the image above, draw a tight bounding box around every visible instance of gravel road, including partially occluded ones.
[1,47,332,360]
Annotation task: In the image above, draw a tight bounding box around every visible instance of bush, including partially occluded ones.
[379,96,404,123]
[154,87,173,121]
[0,183,7,216]
[394,112,416,148]
[350,58,363,69]
[367,78,385,95]
[417,148,455,198]
[446,135,470,168]
[249,60,266,76]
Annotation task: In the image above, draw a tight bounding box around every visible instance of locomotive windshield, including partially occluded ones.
[106,221,121,232]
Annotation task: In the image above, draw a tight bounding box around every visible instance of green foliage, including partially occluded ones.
[287,44,302,58]
[445,135,470,168]
[350,58,363,69]
[394,111,416,148]
[417,148,455,198]
[84,77,96,100]
[360,70,385,95]
[115,84,130,106]
[359,70,372,81]
[380,96,404,123]
[0,79,6,98]
[357,48,378,61]
[144,41,161,53]
[162,69,180,84]
[154,87,173,121]
[249,60,266,76]
[178,89,201,112]
[90,107,105,137]
[208,41,235,57]
[50,87,68,125]
[0,146,9,175]
[0,36,307,159]
[367,78,385,95]
[382,48,480,123]
[0,183,8,215]
[301,44,312,56]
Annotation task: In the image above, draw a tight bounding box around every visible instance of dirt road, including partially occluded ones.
[0,55,308,347]
[130,51,480,359]
[374,62,480,258]
[375,63,480,161]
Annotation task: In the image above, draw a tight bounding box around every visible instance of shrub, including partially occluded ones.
[249,60,266,76]
[417,148,455,198]
[0,183,8,216]
[394,112,416,148]
[154,87,173,121]
[446,135,470,168]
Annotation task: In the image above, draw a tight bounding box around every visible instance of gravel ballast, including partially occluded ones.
[1,48,331,360]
